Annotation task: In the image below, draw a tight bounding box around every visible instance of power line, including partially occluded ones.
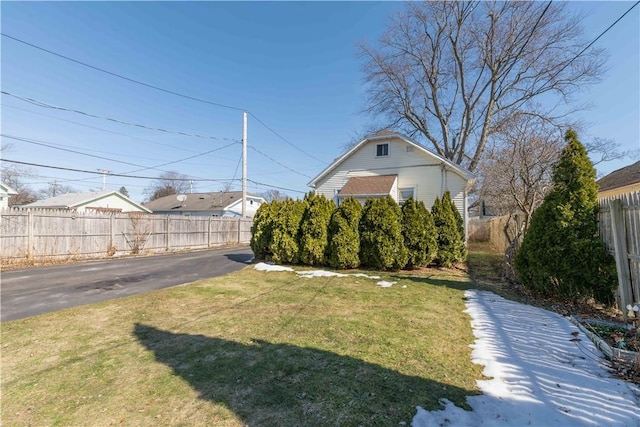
[547,0,640,84]
[2,91,240,143]
[2,103,205,154]
[248,145,312,178]
[2,34,328,166]
[2,157,305,193]
[4,95,316,180]
[0,158,236,182]
[1,33,246,112]
[247,178,306,194]
[2,134,239,177]
[248,111,326,164]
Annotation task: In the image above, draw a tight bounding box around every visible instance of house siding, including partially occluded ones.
[78,194,147,213]
[316,137,466,211]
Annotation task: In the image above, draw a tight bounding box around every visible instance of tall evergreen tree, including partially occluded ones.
[401,198,438,268]
[432,196,461,268]
[359,196,408,270]
[298,193,336,266]
[326,197,362,269]
[250,200,276,260]
[442,191,467,261]
[269,198,306,264]
[515,130,617,303]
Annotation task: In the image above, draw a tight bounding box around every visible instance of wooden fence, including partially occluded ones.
[599,191,640,315]
[468,215,519,253]
[0,208,253,267]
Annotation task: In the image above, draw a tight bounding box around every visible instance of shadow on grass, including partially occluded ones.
[134,323,477,426]
[389,274,475,292]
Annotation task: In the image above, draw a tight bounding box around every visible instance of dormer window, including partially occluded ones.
[376,143,389,157]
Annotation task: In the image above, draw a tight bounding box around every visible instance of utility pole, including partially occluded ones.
[97,169,111,190]
[242,111,247,218]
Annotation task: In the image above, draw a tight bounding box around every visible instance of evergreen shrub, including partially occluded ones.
[401,198,438,268]
[432,196,462,267]
[298,193,336,266]
[514,130,617,303]
[326,197,362,269]
[250,200,276,260]
[269,198,306,264]
[359,196,408,270]
[442,191,467,261]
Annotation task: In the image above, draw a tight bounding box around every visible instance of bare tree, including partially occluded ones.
[143,171,192,202]
[261,189,289,202]
[359,1,606,172]
[38,182,78,199]
[585,137,640,170]
[476,113,564,237]
[1,165,38,206]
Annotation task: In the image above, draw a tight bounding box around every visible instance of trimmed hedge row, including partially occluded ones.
[250,192,465,271]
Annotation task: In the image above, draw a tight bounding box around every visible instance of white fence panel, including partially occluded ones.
[599,191,640,310]
[0,208,253,266]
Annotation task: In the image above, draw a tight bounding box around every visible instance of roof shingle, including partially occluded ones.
[338,175,397,196]
[597,161,640,192]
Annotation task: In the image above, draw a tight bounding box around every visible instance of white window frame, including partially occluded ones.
[376,143,389,157]
[398,187,416,205]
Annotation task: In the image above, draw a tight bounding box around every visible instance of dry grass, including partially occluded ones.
[2,264,484,426]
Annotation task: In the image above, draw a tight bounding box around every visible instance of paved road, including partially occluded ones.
[1,246,254,322]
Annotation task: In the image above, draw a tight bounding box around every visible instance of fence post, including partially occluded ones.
[610,199,632,321]
[208,216,212,248]
[27,208,33,260]
[165,216,170,251]
[109,214,115,252]
[238,219,242,244]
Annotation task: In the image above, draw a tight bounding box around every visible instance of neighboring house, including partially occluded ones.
[0,181,18,209]
[308,130,475,233]
[597,160,640,199]
[144,191,265,218]
[24,190,151,213]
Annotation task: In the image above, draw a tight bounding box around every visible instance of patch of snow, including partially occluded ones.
[297,270,349,278]
[377,281,396,287]
[253,262,294,272]
[412,290,640,427]
[253,263,382,281]
[352,273,381,279]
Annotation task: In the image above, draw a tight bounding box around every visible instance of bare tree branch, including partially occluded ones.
[359,1,606,172]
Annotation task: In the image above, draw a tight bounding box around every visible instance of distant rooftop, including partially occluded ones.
[597,161,640,192]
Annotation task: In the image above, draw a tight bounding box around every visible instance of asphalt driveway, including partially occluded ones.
[1,246,254,322]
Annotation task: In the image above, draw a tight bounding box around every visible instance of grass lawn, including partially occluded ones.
[1,260,487,426]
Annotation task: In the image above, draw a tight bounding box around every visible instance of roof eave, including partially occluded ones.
[307,132,475,187]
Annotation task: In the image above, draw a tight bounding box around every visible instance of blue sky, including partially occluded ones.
[1,1,638,203]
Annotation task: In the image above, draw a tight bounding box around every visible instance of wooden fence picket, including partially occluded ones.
[0,208,253,266]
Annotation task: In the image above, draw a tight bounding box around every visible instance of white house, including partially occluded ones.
[0,181,18,209]
[144,191,265,218]
[24,190,151,213]
[308,130,475,234]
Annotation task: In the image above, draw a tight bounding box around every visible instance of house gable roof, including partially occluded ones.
[0,181,18,196]
[338,175,397,197]
[144,191,265,213]
[307,131,474,188]
[597,161,640,192]
[25,191,151,213]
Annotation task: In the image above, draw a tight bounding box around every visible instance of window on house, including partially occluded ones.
[376,143,389,157]
[399,187,415,205]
